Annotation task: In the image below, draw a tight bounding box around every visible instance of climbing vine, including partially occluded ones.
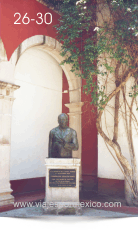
[43,0,138,206]
[53,0,138,110]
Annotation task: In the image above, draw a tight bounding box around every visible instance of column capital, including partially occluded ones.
[65,102,84,113]
[0,81,20,97]
[0,81,20,90]
[65,102,84,108]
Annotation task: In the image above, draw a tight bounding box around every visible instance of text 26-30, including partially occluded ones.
[14,13,52,25]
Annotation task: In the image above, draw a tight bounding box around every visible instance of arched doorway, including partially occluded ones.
[9,35,84,193]
[0,35,84,205]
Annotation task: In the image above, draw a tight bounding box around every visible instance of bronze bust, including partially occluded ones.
[48,113,79,158]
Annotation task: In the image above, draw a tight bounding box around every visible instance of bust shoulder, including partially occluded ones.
[50,126,77,135]
[66,127,77,134]
[49,127,59,135]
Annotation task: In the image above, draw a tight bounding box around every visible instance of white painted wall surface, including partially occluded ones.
[0,62,15,83]
[97,1,138,180]
[98,77,138,180]
[10,47,62,180]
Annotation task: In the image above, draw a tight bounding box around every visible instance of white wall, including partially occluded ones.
[0,62,15,83]
[98,76,138,180]
[96,1,138,180]
[10,47,62,180]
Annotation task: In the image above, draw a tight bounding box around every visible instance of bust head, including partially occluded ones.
[58,113,68,129]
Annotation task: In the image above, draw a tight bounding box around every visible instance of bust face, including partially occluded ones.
[58,114,68,129]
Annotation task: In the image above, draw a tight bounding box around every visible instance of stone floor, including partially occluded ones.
[1,190,138,216]
[0,206,137,218]
[1,207,137,230]
[0,191,138,230]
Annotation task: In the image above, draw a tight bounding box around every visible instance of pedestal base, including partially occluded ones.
[0,193,14,206]
[43,202,82,215]
[0,145,14,207]
[44,158,81,215]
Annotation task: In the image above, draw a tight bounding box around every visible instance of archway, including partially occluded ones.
[9,35,83,193]
[0,35,84,206]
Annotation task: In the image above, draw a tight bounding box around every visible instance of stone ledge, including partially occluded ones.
[0,194,14,207]
[45,158,81,166]
[0,81,20,90]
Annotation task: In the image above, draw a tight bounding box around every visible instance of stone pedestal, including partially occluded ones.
[43,158,82,215]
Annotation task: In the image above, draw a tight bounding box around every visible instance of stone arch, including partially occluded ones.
[11,35,84,161]
[12,35,82,102]
[0,35,84,205]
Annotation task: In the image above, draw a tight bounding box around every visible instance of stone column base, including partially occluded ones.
[43,202,82,215]
[0,193,14,206]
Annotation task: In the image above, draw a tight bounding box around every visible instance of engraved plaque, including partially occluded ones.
[49,169,76,187]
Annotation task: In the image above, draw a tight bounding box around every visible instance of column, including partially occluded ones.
[0,81,20,206]
[65,102,84,187]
